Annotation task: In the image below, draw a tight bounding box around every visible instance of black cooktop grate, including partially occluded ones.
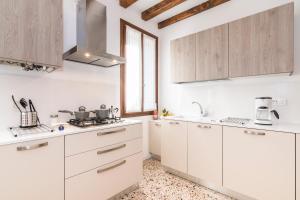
[68,117,123,128]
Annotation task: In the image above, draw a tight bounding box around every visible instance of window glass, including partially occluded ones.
[143,35,156,111]
[125,26,142,113]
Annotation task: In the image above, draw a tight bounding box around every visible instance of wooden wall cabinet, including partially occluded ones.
[0,0,63,68]
[188,123,222,185]
[0,137,64,200]
[171,34,196,83]
[196,24,229,81]
[229,3,294,78]
[223,126,295,200]
[170,3,294,83]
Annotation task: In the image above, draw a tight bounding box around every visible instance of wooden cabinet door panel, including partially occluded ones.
[196,24,229,81]
[229,3,294,77]
[171,34,196,83]
[29,0,63,67]
[0,0,63,67]
[0,0,26,61]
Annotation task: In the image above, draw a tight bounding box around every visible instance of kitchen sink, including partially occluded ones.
[165,116,217,124]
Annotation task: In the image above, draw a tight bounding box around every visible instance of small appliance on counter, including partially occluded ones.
[254,97,280,125]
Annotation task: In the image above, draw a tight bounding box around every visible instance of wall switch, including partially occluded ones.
[273,98,288,106]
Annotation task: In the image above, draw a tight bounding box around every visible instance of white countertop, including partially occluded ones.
[163,116,300,134]
[0,119,142,146]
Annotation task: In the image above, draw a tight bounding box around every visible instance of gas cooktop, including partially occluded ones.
[68,117,124,128]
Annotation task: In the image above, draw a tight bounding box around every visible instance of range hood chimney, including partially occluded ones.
[63,0,125,67]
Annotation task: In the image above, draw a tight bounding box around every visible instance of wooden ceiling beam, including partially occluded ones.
[142,0,187,21]
[158,0,231,29]
[120,0,138,8]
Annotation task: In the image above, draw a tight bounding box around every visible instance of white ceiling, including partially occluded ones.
[129,0,208,23]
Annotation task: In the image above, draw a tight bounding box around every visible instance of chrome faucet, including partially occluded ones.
[192,101,207,117]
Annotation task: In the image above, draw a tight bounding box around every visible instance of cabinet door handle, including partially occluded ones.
[169,121,179,125]
[97,160,126,174]
[244,130,266,136]
[97,144,126,155]
[17,142,48,151]
[197,125,211,129]
[97,128,126,136]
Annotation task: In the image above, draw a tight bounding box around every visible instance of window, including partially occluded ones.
[120,19,158,117]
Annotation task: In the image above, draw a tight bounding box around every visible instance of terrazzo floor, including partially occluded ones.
[120,159,235,200]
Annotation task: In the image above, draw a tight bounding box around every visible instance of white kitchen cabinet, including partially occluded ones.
[65,123,143,200]
[161,120,188,173]
[223,126,295,200]
[149,120,162,156]
[0,137,64,200]
[66,153,143,200]
[297,135,300,200]
[188,122,222,185]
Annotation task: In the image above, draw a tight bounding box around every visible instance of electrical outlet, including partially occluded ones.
[273,98,288,106]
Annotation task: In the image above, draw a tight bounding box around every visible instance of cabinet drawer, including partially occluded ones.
[65,124,142,156]
[223,126,295,200]
[66,138,142,178]
[65,153,143,200]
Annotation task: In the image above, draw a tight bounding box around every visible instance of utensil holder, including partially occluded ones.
[20,112,38,128]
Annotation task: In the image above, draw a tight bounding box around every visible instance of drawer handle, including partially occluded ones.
[17,142,48,151]
[197,125,211,129]
[97,128,126,136]
[169,121,179,125]
[97,160,126,174]
[97,144,126,155]
[244,130,266,136]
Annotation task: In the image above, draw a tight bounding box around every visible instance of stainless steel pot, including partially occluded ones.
[94,104,109,120]
[59,106,90,121]
[20,111,38,128]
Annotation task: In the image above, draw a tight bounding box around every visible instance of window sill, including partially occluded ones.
[121,111,154,118]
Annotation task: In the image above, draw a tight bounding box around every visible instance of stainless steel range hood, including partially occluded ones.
[63,0,125,67]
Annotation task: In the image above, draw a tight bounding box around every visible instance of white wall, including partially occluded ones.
[0,0,159,159]
[159,0,300,124]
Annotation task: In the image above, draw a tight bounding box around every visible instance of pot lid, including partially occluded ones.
[78,106,87,112]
